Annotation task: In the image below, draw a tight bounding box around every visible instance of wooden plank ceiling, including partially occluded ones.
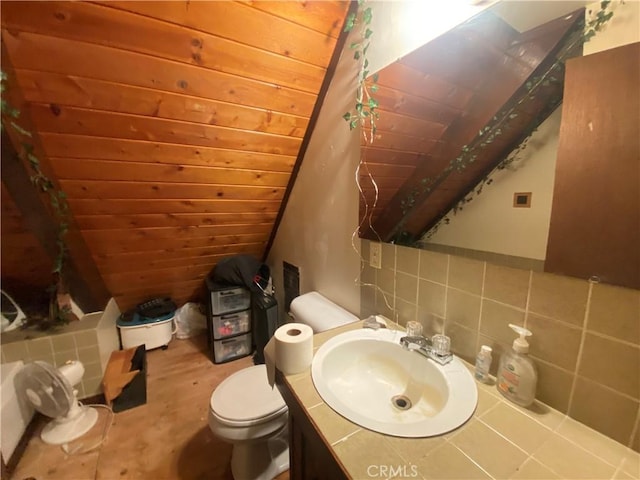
[359,8,583,243]
[1,1,349,310]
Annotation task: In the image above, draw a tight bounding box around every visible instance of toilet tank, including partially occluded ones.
[289,292,358,333]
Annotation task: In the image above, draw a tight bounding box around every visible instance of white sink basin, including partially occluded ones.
[311,328,477,437]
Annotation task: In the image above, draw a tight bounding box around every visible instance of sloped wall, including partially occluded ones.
[1,1,348,309]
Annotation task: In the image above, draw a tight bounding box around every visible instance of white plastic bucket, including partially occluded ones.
[118,317,176,350]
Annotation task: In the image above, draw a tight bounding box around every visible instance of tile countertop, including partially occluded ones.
[282,321,640,480]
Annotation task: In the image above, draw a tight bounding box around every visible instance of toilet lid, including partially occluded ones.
[211,365,286,427]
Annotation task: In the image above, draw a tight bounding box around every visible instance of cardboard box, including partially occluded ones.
[102,345,146,412]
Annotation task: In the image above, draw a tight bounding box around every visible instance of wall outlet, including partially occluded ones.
[370,242,382,269]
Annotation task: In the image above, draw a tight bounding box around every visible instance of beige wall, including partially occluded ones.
[266,31,361,316]
[584,0,640,55]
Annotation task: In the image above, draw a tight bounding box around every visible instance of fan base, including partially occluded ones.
[41,406,99,445]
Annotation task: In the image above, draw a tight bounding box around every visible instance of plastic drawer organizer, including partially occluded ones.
[212,311,251,340]
[210,285,251,315]
[206,279,253,363]
[212,332,252,363]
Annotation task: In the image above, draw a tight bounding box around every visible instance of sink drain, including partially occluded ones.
[391,395,412,411]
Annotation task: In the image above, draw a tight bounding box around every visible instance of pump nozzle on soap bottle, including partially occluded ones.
[509,324,531,353]
[496,324,537,407]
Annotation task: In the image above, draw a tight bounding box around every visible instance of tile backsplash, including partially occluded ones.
[360,240,640,452]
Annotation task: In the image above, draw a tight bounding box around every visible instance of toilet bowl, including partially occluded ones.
[209,365,289,480]
[208,291,358,480]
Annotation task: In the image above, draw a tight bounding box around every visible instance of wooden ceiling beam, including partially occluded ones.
[1,131,110,311]
[1,44,111,311]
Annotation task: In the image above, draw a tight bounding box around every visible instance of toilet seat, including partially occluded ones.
[210,365,286,428]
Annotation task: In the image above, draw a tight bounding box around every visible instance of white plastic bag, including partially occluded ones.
[174,303,207,339]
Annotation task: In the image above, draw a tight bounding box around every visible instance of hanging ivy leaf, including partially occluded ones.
[363,7,372,24]
[342,0,379,140]
[344,12,357,32]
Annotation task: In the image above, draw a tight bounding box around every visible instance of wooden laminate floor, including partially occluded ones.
[9,334,290,480]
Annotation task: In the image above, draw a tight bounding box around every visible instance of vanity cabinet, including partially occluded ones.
[276,370,348,480]
[545,42,639,288]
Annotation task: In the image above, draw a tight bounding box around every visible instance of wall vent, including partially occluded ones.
[513,192,532,208]
[283,261,300,313]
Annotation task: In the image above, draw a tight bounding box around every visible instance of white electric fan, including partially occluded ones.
[1,290,26,333]
[15,360,99,445]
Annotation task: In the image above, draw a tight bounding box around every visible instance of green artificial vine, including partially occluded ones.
[398,0,620,242]
[342,0,379,143]
[1,71,72,329]
[584,0,617,40]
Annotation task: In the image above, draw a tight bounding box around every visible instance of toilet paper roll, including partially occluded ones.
[264,323,314,387]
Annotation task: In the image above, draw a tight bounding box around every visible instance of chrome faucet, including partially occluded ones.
[400,334,453,365]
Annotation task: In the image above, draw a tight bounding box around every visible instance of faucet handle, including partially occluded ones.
[431,334,451,356]
[406,320,423,337]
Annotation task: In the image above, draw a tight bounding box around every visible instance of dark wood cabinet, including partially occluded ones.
[546,42,640,289]
[276,371,348,480]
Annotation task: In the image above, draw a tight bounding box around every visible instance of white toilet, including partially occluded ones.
[208,291,358,480]
[208,364,289,480]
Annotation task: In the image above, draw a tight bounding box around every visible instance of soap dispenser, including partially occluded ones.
[496,324,537,407]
